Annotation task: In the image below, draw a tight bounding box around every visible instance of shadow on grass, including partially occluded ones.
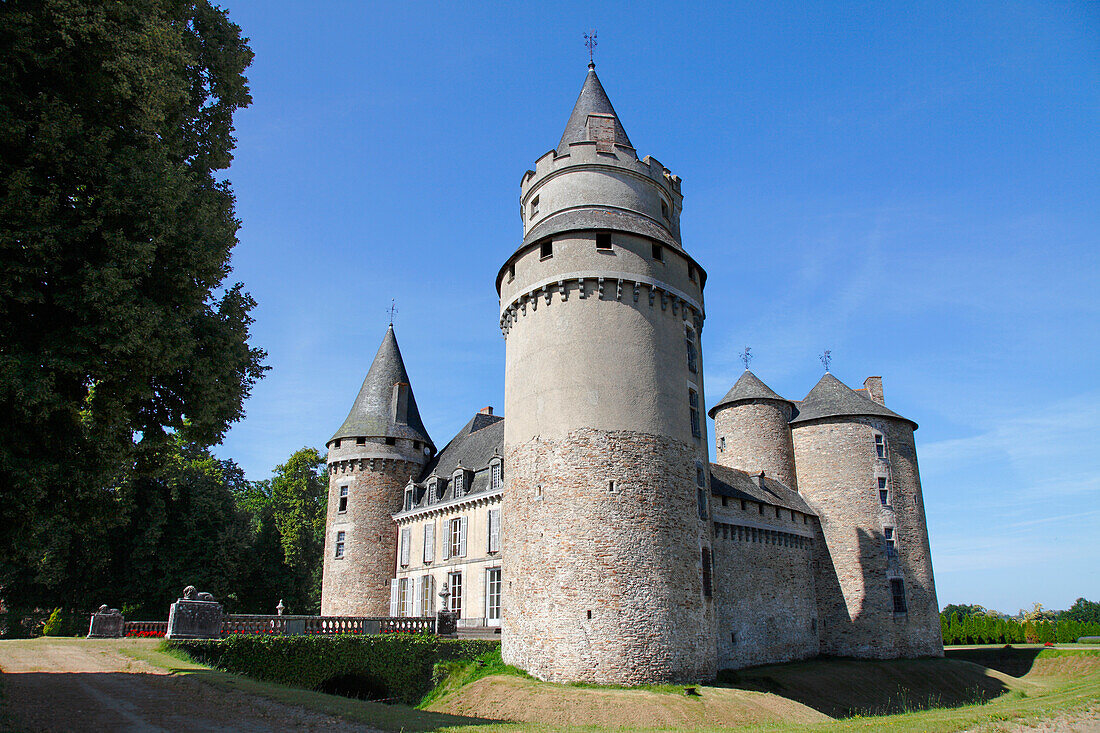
[945,647,1044,677]
[715,654,1017,719]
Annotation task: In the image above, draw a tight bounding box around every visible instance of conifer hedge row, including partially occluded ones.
[940,613,1100,645]
[166,634,500,704]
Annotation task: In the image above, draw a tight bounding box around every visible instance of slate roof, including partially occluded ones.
[709,463,815,516]
[329,326,435,448]
[708,370,791,418]
[403,412,505,510]
[557,64,633,156]
[789,372,916,429]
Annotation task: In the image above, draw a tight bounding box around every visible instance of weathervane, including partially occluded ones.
[584,29,597,66]
[820,349,832,372]
[740,346,753,370]
[388,299,398,325]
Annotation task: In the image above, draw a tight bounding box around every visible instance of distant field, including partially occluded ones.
[1,639,1097,732]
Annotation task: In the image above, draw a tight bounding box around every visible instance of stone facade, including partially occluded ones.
[502,429,715,684]
[321,449,425,616]
[713,399,798,490]
[792,416,942,658]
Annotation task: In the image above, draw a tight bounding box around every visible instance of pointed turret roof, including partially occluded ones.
[790,372,916,428]
[708,370,792,418]
[329,325,434,448]
[556,63,633,155]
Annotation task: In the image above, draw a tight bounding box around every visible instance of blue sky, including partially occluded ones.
[213,1,1099,613]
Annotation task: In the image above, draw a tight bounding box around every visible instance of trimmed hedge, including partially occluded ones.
[166,634,500,704]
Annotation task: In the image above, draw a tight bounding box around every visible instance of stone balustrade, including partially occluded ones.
[118,615,437,638]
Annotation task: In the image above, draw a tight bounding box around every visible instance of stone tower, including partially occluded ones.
[498,64,716,683]
[790,373,942,658]
[320,325,434,616]
[709,370,798,490]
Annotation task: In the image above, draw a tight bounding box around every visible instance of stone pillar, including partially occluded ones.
[86,605,124,638]
[165,586,223,640]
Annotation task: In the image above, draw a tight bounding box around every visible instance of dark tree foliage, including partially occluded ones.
[1062,598,1100,624]
[941,603,987,619]
[0,1,265,605]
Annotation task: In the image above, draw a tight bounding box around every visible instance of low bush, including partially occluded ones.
[166,634,500,704]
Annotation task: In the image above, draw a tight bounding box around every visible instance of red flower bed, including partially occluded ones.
[125,629,164,638]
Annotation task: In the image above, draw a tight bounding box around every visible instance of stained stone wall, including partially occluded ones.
[710,499,819,669]
[321,449,425,616]
[713,400,798,490]
[792,416,942,659]
[501,429,716,684]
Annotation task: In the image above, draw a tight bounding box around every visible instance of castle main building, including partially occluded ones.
[320,63,942,684]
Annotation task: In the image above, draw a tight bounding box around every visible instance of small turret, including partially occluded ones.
[709,370,798,490]
[320,326,434,616]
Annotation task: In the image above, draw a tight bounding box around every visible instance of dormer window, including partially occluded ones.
[427,478,439,505]
[404,488,414,511]
[490,459,503,491]
[453,472,464,495]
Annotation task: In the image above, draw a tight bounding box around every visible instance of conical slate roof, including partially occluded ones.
[790,372,916,429]
[329,326,434,448]
[708,370,791,418]
[556,64,633,155]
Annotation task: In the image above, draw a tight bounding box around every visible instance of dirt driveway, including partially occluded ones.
[0,638,385,732]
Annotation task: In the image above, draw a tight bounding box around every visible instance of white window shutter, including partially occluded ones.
[400,527,411,566]
[427,574,435,614]
[405,579,414,617]
[389,580,399,616]
[412,578,421,617]
[442,521,451,560]
[488,508,501,553]
[424,523,435,563]
[459,516,468,557]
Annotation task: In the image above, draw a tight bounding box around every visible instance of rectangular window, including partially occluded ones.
[491,463,503,491]
[356,437,366,445]
[596,232,612,250]
[701,548,712,598]
[689,266,696,283]
[718,436,726,452]
[661,200,669,220]
[487,508,501,553]
[530,195,539,219]
[486,567,502,621]
[697,488,708,520]
[685,325,698,374]
[397,578,408,617]
[454,472,464,496]
[450,517,467,558]
[540,240,553,259]
[385,436,396,446]
[338,485,349,513]
[404,489,414,511]
[508,263,515,282]
[689,389,701,438]
[400,527,411,567]
[652,243,664,261]
[890,578,907,613]
[420,575,434,617]
[878,477,889,506]
[333,440,341,449]
[334,530,345,558]
[423,523,435,563]
[884,527,897,558]
[448,572,463,616]
[875,433,887,459]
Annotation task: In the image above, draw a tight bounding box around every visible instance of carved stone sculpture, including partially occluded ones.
[166,586,223,639]
[87,606,124,638]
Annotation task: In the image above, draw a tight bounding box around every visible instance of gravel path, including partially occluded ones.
[0,639,384,732]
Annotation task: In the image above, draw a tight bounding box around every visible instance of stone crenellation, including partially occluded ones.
[318,62,943,684]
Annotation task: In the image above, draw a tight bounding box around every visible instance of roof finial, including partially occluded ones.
[584,29,597,69]
[820,349,832,373]
[740,346,753,370]
[388,299,398,326]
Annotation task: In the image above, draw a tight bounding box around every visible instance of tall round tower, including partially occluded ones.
[320,325,434,616]
[709,370,798,490]
[790,373,942,658]
[498,64,716,684]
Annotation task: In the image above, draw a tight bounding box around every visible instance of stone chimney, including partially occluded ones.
[479,406,494,415]
[863,377,885,405]
[754,471,766,489]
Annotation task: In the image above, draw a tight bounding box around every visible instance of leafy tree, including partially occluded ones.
[268,448,328,613]
[1062,598,1100,624]
[0,0,265,604]
[942,603,986,618]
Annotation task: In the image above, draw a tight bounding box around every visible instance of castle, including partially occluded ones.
[320,63,943,683]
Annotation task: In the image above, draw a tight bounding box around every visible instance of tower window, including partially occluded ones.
[338,485,349,513]
[596,233,612,250]
[385,437,396,446]
[701,548,712,598]
[530,195,539,219]
[874,433,888,459]
[333,440,341,449]
[356,437,366,446]
[661,200,669,220]
[878,477,889,506]
[884,527,897,558]
[608,479,617,493]
[652,243,664,262]
[688,389,701,438]
[685,325,698,374]
[508,263,515,283]
[890,578,908,613]
[718,436,726,452]
[540,240,553,259]
[697,488,708,520]
[334,531,346,558]
[689,267,696,283]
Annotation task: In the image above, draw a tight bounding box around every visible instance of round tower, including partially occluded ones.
[709,370,798,490]
[320,325,434,616]
[498,64,716,684]
[790,373,942,659]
